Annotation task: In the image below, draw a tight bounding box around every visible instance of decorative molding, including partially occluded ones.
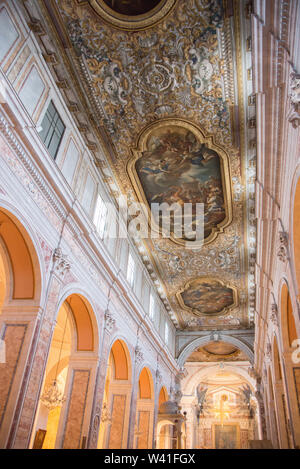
[90,404,101,447]
[248,366,261,383]
[277,231,289,262]
[265,341,272,361]
[270,303,278,327]
[174,389,183,404]
[53,248,71,277]
[177,333,254,367]
[104,311,115,333]
[210,331,221,342]
[156,368,162,384]
[297,296,300,315]
[0,113,67,222]
[28,19,45,36]
[42,52,58,65]
[288,72,300,128]
[177,367,188,380]
[135,345,144,364]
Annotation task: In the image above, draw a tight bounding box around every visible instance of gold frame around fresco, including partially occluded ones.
[127,118,233,248]
[176,277,238,317]
[81,0,177,31]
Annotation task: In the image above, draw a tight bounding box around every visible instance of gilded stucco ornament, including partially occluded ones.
[56,0,253,331]
[288,72,300,128]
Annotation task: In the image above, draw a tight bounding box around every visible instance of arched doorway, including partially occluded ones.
[279,283,300,445]
[266,367,279,448]
[158,386,168,409]
[98,339,132,449]
[271,335,292,448]
[0,207,41,448]
[156,387,170,448]
[281,283,298,348]
[292,177,300,291]
[30,293,97,449]
[157,420,177,449]
[134,367,155,449]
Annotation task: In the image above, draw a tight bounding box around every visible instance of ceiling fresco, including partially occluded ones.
[128,119,232,245]
[45,0,255,331]
[102,0,162,16]
[77,0,177,30]
[177,278,237,316]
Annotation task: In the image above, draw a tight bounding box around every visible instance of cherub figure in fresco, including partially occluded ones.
[135,127,227,239]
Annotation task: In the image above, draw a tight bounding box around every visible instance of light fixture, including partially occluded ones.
[40,379,66,410]
[40,304,69,410]
[101,403,112,424]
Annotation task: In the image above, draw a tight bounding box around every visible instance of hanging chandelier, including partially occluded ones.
[40,303,69,410]
[101,403,112,423]
[40,379,66,410]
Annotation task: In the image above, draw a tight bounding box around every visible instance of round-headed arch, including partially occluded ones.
[177,334,254,367]
[0,206,41,302]
[272,335,283,382]
[138,367,154,400]
[280,282,298,349]
[55,292,99,353]
[181,363,256,397]
[158,386,169,408]
[292,174,300,292]
[110,338,132,381]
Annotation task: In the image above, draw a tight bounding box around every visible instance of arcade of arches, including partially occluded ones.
[0,0,300,450]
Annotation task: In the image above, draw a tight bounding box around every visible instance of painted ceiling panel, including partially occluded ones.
[45,0,255,331]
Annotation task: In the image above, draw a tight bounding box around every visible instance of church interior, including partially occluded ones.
[0,0,300,450]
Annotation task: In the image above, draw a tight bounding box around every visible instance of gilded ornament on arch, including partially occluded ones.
[176,277,238,317]
[127,118,233,246]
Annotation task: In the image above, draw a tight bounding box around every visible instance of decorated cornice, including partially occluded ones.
[0,112,67,222]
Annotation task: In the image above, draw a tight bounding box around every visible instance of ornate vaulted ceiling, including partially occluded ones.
[33,0,256,332]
